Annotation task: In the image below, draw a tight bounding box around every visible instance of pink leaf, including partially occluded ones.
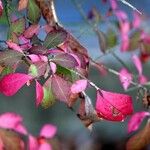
[39,143,52,150]
[132,11,141,28]
[96,90,133,121]
[128,111,150,133]
[0,112,22,129]
[109,0,117,10]
[23,24,40,39]
[138,75,148,85]
[28,135,38,150]
[0,73,32,96]
[40,124,57,138]
[71,79,88,94]
[28,54,41,62]
[132,54,142,75]
[50,62,57,74]
[15,124,28,135]
[119,68,132,90]
[0,0,3,16]
[6,40,23,53]
[36,81,44,107]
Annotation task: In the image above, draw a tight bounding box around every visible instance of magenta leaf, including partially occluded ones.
[36,80,44,107]
[40,124,57,138]
[51,75,71,103]
[96,90,133,121]
[119,68,132,90]
[132,54,142,75]
[71,79,88,94]
[23,24,40,39]
[0,0,3,16]
[0,73,32,96]
[128,111,150,133]
[52,53,78,68]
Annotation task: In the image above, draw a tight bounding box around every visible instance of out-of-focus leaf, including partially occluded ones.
[0,128,25,150]
[27,0,41,24]
[128,31,141,51]
[0,50,23,66]
[23,24,40,39]
[1,66,14,77]
[51,75,71,103]
[126,120,150,150]
[18,0,28,11]
[119,68,132,90]
[128,111,150,133]
[11,18,26,36]
[0,73,32,96]
[106,29,117,49]
[43,30,67,49]
[41,77,56,109]
[95,30,107,53]
[40,124,57,138]
[52,53,78,68]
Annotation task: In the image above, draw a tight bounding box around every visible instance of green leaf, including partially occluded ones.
[11,17,25,36]
[128,30,141,51]
[56,65,78,82]
[41,77,56,109]
[27,0,41,24]
[28,64,38,77]
[1,66,14,77]
[43,30,67,49]
[106,29,117,49]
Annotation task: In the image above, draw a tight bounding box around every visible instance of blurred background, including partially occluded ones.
[0,0,150,149]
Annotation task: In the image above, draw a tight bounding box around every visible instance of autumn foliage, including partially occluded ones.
[0,0,149,149]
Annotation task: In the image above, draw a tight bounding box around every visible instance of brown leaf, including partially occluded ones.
[51,75,71,103]
[126,120,150,150]
[18,0,28,11]
[0,128,25,150]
